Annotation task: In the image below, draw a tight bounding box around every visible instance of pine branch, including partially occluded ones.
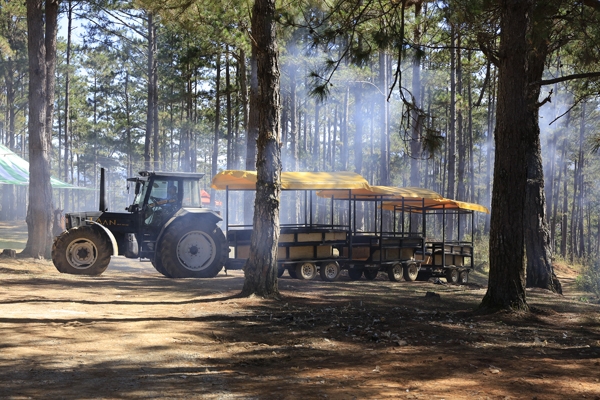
[536,71,600,86]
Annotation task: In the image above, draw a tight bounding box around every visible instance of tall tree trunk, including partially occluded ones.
[239,48,249,170]
[341,87,349,171]
[312,99,320,170]
[480,0,530,312]
[244,52,259,225]
[560,153,568,258]
[524,126,562,293]
[523,1,562,294]
[241,0,281,298]
[379,50,389,186]
[63,0,73,211]
[576,103,586,257]
[289,62,299,224]
[144,12,156,171]
[211,53,222,207]
[410,3,422,188]
[226,48,233,169]
[2,56,16,220]
[152,29,159,171]
[484,63,495,235]
[353,84,364,175]
[23,0,54,258]
[446,25,457,240]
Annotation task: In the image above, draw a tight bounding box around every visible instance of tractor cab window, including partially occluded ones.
[182,179,202,207]
[144,179,181,226]
[132,180,150,207]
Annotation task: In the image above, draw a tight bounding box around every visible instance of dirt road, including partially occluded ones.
[0,257,599,399]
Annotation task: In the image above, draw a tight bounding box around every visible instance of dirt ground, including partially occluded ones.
[0,255,599,400]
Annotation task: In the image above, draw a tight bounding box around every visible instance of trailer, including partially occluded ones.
[382,198,489,283]
[315,186,444,281]
[212,170,487,283]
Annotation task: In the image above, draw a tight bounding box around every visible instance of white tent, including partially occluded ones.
[0,144,86,189]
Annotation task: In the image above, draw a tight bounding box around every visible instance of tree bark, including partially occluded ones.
[446,24,457,240]
[144,12,156,171]
[23,0,53,258]
[240,0,281,298]
[523,0,562,294]
[244,52,259,225]
[480,0,530,312]
[211,52,221,207]
[379,50,389,186]
[63,0,73,211]
[525,132,562,293]
[410,4,422,188]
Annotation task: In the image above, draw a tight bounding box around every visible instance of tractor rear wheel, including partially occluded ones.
[151,258,172,278]
[160,219,227,278]
[52,225,112,276]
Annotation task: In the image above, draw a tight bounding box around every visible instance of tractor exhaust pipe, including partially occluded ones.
[99,168,107,212]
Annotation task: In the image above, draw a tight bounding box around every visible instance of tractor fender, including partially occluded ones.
[86,220,119,256]
[155,208,222,249]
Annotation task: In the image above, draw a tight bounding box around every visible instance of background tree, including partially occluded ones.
[22,0,58,258]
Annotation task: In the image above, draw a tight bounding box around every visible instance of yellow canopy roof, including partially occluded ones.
[211,170,371,191]
[382,197,490,214]
[317,185,443,200]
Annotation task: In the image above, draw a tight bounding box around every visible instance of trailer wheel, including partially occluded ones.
[52,225,111,276]
[458,269,469,283]
[445,267,459,284]
[387,262,405,282]
[403,262,419,282]
[295,262,317,280]
[277,266,285,278]
[348,268,363,281]
[363,268,379,281]
[160,219,227,278]
[319,261,341,282]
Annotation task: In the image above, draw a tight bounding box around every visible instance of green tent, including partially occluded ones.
[0,144,87,189]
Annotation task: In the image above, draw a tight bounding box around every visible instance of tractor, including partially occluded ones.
[52,169,229,278]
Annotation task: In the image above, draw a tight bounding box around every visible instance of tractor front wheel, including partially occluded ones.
[52,225,112,276]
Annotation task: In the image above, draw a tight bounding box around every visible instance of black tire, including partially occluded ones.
[52,225,112,276]
[446,267,459,284]
[288,267,298,279]
[416,270,432,281]
[151,258,172,278]
[364,268,379,281]
[159,219,227,278]
[403,262,419,282]
[319,261,341,282]
[387,262,404,282]
[277,266,285,278]
[458,269,469,284]
[295,262,317,280]
[348,268,363,280]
